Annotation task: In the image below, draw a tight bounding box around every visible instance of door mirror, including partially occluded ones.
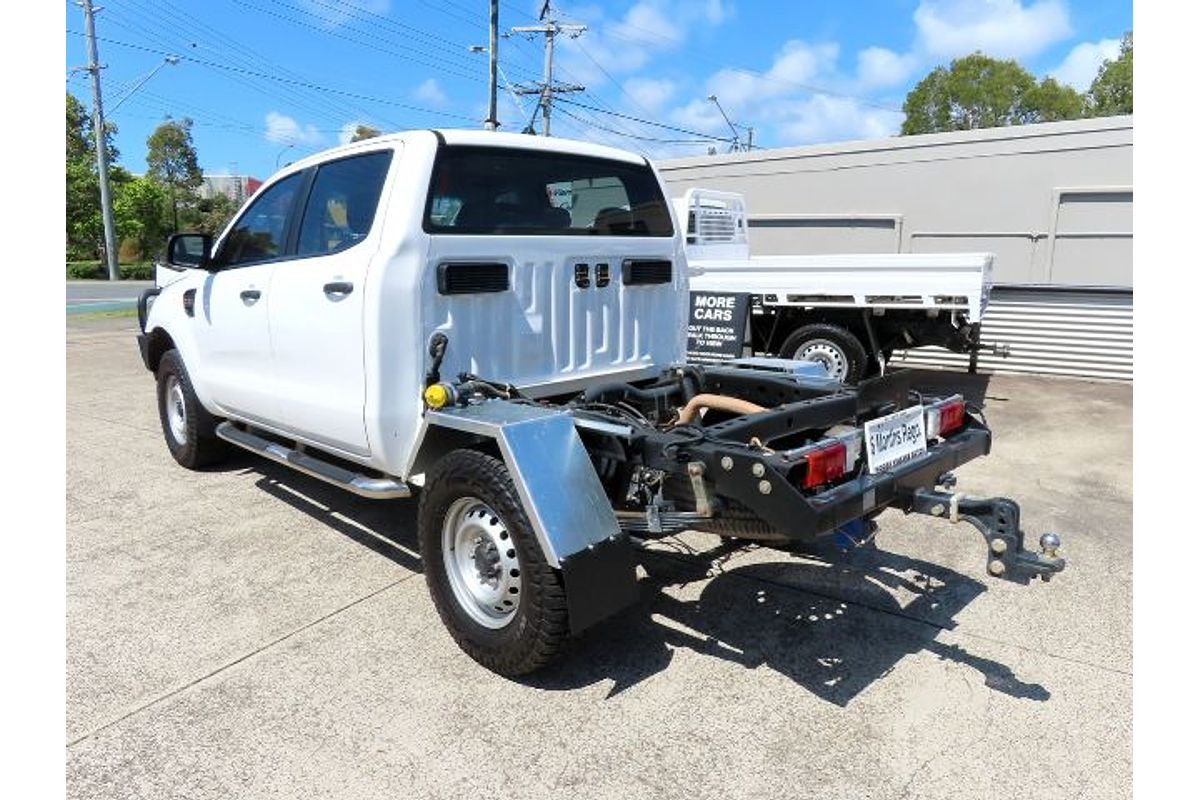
[166,233,214,270]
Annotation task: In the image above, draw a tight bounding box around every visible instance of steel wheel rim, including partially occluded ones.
[797,339,848,381]
[442,497,522,629]
[164,374,188,445]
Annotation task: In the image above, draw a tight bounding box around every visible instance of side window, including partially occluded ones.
[218,173,302,267]
[296,151,393,257]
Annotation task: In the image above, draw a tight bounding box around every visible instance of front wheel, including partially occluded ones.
[418,449,569,676]
[155,349,228,469]
[778,323,869,383]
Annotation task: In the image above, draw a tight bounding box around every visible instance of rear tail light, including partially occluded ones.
[786,430,861,490]
[802,441,847,489]
[925,395,966,439]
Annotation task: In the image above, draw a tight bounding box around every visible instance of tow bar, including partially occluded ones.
[907,486,1065,584]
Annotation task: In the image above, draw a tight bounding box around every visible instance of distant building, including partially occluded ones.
[198,175,262,204]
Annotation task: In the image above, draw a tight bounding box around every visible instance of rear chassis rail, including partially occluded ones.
[569,364,1065,586]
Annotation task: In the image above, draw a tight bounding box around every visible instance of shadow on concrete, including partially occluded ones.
[528,538,1049,706]
[216,450,1046,707]
[216,450,423,574]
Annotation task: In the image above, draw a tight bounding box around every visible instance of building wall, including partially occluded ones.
[658,116,1132,288]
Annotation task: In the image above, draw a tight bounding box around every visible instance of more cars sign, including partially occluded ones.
[687,291,750,362]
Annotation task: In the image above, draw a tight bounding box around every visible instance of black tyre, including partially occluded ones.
[155,349,228,469]
[778,323,870,383]
[418,449,569,676]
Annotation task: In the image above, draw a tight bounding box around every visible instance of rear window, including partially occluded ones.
[424,145,674,237]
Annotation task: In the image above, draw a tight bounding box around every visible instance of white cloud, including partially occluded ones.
[856,47,918,90]
[775,96,904,144]
[914,0,1073,61]
[413,78,448,108]
[264,112,322,146]
[702,40,840,112]
[623,77,676,112]
[298,0,389,29]
[557,0,733,84]
[1051,38,1121,90]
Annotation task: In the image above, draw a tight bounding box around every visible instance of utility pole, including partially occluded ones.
[512,3,585,136]
[80,0,120,281]
[485,0,498,130]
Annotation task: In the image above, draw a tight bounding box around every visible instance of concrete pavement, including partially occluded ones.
[66,317,1131,799]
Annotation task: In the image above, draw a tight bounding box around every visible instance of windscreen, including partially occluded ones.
[424,145,674,237]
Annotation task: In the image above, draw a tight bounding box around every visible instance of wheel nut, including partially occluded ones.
[990,538,1008,555]
[752,463,765,477]
[758,479,772,494]
[720,456,733,471]
[988,559,1005,576]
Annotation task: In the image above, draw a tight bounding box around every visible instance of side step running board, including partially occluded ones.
[216,422,411,500]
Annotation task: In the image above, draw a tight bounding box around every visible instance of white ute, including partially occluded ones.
[679,189,999,381]
[137,130,1064,676]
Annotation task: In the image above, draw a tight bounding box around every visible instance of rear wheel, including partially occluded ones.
[418,449,569,676]
[779,323,869,383]
[155,349,228,469]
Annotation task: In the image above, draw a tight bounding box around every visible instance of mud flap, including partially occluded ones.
[559,534,640,634]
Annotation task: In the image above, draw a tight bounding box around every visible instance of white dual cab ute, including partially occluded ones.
[678,188,999,382]
[137,130,1063,677]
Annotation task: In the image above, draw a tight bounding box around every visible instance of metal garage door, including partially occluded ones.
[892,287,1133,381]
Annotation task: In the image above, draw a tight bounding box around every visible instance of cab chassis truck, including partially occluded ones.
[137,130,1064,676]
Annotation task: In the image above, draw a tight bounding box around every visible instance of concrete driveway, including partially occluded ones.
[66,318,1131,799]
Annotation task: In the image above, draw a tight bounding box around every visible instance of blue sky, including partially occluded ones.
[65,1,1132,179]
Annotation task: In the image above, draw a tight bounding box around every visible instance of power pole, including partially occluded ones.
[80,0,120,281]
[485,0,499,131]
[512,4,585,136]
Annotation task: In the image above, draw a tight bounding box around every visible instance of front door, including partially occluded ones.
[267,149,395,457]
[197,171,305,424]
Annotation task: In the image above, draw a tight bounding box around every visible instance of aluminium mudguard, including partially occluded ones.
[424,402,639,633]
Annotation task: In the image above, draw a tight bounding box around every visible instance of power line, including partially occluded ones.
[65,29,479,123]
[556,97,732,142]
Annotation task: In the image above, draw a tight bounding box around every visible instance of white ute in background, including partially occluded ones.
[678,189,1003,382]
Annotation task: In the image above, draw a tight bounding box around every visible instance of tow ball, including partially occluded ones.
[908,487,1066,584]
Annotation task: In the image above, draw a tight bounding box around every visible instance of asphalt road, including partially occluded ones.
[65,280,154,314]
[66,317,1132,799]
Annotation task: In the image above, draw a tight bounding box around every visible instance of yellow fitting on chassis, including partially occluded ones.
[423,383,452,409]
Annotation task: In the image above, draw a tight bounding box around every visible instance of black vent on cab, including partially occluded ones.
[622,259,672,285]
[437,262,509,295]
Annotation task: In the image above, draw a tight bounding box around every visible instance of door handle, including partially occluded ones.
[240,289,261,303]
[323,281,354,296]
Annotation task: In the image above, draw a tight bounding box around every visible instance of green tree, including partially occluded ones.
[186,193,239,237]
[901,53,1085,135]
[114,177,170,261]
[1088,32,1132,116]
[66,92,124,260]
[146,118,203,231]
[350,124,382,142]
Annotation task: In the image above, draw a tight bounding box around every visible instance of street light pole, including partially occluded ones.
[275,143,294,169]
[80,0,120,281]
[706,94,743,152]
[108,55,180,115]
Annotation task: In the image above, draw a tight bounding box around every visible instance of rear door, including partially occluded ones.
[198,172,304,424]
[267,148,395,456]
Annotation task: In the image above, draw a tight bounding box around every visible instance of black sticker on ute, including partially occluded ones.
[183,288,196,317]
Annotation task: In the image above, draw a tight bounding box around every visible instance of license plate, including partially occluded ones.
[864,405,927,474]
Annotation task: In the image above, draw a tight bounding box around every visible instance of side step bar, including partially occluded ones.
[216,422,411,500]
